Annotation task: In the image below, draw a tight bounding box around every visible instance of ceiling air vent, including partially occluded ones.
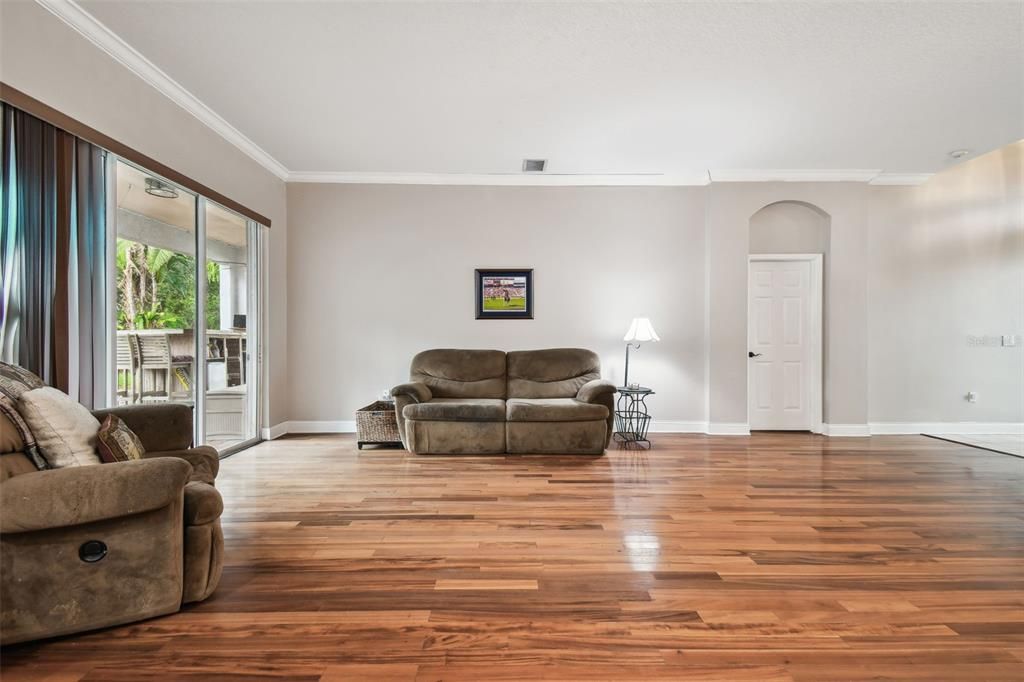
[522,159,546,173]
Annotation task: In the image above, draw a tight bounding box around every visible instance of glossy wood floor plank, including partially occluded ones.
[3,433,1023,681]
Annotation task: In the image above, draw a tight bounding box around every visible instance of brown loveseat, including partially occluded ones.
[0,403,223,645]
[391,348,616,455]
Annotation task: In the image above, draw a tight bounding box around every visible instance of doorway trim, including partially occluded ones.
[747,253,824,434]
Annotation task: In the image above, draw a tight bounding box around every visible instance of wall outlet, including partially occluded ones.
[966,391,978,403]
[1002,335,1019,347]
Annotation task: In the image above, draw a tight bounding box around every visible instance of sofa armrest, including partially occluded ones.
[390,382,432,450]
[143,445,219,484]
[92,403,194,452]
[0,458,192,533]
[577,379,617,404]
[183,481,223,526]
[390,382,432,404]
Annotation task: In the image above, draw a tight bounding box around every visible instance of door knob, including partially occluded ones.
[748,351,762,358]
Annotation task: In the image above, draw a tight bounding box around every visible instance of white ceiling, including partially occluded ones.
[73,0,1023,181]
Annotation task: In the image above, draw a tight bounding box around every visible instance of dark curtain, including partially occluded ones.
[0,103,107,407]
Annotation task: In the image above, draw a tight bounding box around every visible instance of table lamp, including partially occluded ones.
[623,317,659,389]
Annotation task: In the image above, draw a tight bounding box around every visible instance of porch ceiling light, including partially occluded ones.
[145,177,179,199]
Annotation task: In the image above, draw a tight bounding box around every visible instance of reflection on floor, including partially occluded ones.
[926,433,1024,457]
[206,436,246,451]
[4,433,1023,680]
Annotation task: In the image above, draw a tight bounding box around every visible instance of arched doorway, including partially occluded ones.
[747,201,831,431]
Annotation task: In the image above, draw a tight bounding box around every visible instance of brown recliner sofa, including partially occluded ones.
[0,403,224,645]
[391,348,617,455]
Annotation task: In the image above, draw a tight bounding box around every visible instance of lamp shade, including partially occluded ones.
[624,317,660,343]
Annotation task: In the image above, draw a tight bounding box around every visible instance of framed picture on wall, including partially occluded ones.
[475,269,534,319]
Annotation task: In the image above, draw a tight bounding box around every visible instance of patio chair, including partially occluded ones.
[137,332,193,402]
[116,331,139,404]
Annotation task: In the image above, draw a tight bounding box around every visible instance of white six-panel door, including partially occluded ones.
[748,257,822,431]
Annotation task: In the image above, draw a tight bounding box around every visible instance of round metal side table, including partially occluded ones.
[613,386,654,449]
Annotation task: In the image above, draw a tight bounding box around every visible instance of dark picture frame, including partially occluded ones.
[475,268,534,319]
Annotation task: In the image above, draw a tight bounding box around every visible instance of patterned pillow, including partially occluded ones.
[0,362,44,401]
[96,414,146,463]
[0,395,47,469]
[18,387,102,468]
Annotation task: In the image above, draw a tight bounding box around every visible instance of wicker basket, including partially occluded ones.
[355,400,402,449]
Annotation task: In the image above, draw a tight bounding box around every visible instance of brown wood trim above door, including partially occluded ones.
[0,82,272,227]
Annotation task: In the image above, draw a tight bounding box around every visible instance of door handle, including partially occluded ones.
[748,352,762,358]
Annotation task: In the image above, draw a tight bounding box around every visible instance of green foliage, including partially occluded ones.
[206,260,220,329]
[116,238,223,331]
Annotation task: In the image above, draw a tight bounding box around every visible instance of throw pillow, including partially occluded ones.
[0,362,44,401]
[17,387,101,468]
[0,395,48,469]
[96,414,146,463]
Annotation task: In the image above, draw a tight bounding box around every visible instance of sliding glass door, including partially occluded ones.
[202,202,258,451]
[114,160,198,408]
[112,159,262,453]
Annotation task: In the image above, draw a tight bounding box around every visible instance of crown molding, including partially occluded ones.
[35,0,290,180]
[709,169,883,183]
[288,170,937,186]
[286,171,712,186]
[868,173,933,186]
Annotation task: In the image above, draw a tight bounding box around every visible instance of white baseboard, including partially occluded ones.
[869,422,1024,435]
[649,420,708,433]
[261,420,356,437]
[813,422,1022,437]
[287,420,357,433]
[261,422,289,440]
[706,422,751,436]
[822,423,871,437]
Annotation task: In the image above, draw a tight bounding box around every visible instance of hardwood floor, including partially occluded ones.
[3,433,1024,681]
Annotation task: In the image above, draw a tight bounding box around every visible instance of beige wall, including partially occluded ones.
[0,0,290,426]
[285,184,707,426]
[867,142,1024,424]
[705,182,871,429]
[749,202,831,255]
[286,166,1021,432]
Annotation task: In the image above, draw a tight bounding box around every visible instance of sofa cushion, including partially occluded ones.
[507,348,601,398]
[404,419,506,455]
[403,398,506,422]
[144,446,220,485]
[506,398,609,422]
[410,349,507,399]
[0,362,44,401]
[91,404,194,452]
[0,408,25,454]
[0,452,39,482]
[507,420,607,454]
[96,414,146,463]
[17,387,101,468]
